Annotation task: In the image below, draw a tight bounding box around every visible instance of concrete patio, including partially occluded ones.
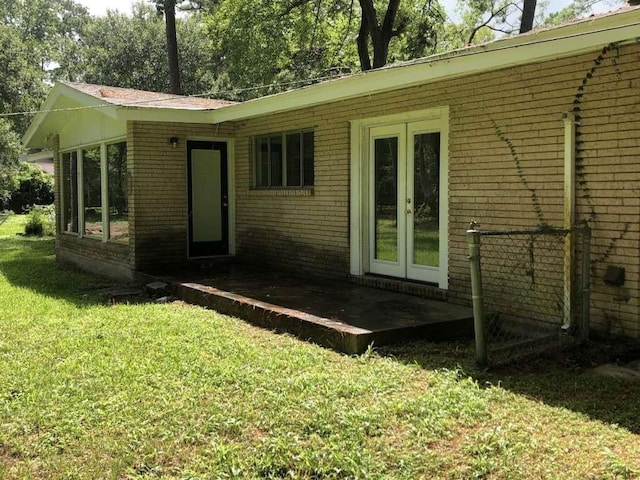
[167,265,474,354]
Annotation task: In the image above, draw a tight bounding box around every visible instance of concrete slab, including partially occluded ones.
[171,268,473,354]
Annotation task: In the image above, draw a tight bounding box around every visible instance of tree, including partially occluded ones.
[357,0,405,70]
[81,3,215,95]
[3,162,54,213]
[540,0,623,27]
[154,0,182,94]
[519,0,537,33]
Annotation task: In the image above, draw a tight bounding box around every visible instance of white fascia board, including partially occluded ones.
[22,86,65,147]
[116,107,216,124]
[209,13,640,124]
[21,150,54,162]
[22,83,117,147]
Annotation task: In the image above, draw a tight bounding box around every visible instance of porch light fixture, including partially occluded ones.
[169,137,179,148]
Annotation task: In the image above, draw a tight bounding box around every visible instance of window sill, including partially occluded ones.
[248,187,314,197]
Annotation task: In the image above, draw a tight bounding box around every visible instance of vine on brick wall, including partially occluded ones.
[492,119,548,227]
[571,41,631,266]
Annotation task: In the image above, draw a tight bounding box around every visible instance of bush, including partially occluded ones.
[24,205,55,237]
[0,162,54,214]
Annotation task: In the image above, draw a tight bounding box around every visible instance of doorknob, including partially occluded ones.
[406,209,412,214]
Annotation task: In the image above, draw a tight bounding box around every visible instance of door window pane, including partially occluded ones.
[82,147,102,238]
[374,137,398,262]
[413,132,440,267]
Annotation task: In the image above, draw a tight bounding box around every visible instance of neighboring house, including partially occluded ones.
[23,6,640,338]
[21,150,55,175]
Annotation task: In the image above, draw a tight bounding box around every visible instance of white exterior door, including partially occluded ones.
[367,118,447,286]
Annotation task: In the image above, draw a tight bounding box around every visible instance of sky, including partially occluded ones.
[77,0,618,18]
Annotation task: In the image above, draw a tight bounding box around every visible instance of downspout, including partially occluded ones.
[563,112,576,330]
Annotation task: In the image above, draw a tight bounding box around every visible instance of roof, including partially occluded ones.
[63,82,236,110]
[23,82,238,147]
[23,5,640,147]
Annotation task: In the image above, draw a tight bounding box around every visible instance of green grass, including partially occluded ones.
[376,217,439,266]
[1,215,640,479]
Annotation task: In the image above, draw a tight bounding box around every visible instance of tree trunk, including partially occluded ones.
[164,0,181,94]
[357,0,403,70]
[519,0,537,34]
[357,12,372,71]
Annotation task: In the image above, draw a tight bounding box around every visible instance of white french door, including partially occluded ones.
[368,119,447,286]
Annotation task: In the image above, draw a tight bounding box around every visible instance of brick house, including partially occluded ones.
[23,6,640,338]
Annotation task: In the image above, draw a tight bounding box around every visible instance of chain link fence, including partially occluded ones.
[467,223,591,368]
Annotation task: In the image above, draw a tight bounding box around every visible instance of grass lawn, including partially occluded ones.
[1,215,639,479]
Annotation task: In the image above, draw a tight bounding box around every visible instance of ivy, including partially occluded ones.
[492,119,547,227]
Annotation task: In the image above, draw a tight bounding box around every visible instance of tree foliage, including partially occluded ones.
[80,2,216,95]
[0,161,54,213]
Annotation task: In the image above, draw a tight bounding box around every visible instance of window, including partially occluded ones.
[82,146,102,238]
[254,130,314,188]
[107,142,128,242]
[61,151,78,233]
[60,140,128,244]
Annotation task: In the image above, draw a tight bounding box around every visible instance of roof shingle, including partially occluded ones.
[63,82,237,110]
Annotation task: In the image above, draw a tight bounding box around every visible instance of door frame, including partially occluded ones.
[349,107,449,289]
[186,137,235,258]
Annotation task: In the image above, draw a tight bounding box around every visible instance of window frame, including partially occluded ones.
[59,137,128,244]
[252,128,314,189]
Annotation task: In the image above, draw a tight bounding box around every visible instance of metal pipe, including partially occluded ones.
[580,224,591,342]
[467,223,487,368]
[563,112,576,330]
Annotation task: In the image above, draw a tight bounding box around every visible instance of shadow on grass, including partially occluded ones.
[379,339,640,434]
[0,236,124,307]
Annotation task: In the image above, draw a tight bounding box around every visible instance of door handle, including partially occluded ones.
[406,209,412,214]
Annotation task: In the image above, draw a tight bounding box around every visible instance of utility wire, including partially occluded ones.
[1,16,638,120]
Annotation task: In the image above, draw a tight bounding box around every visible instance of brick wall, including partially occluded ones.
[128,121,235,272]
[232,41,640,337]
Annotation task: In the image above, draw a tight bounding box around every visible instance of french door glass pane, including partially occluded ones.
[374,137,398,262]
[413,132,440,267]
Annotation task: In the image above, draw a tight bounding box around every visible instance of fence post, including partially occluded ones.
[467,223,487,368]
[580,224,591,342]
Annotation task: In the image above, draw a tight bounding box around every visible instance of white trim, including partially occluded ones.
[438,108,449,289]
[58,151,64,234]
[208,12,640,124]
[58,136,126,154]
[77,148,85,239]
[227,139,236,256]
[100,143,109,243]
[563,113,576,329]
[117,108,216,124]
